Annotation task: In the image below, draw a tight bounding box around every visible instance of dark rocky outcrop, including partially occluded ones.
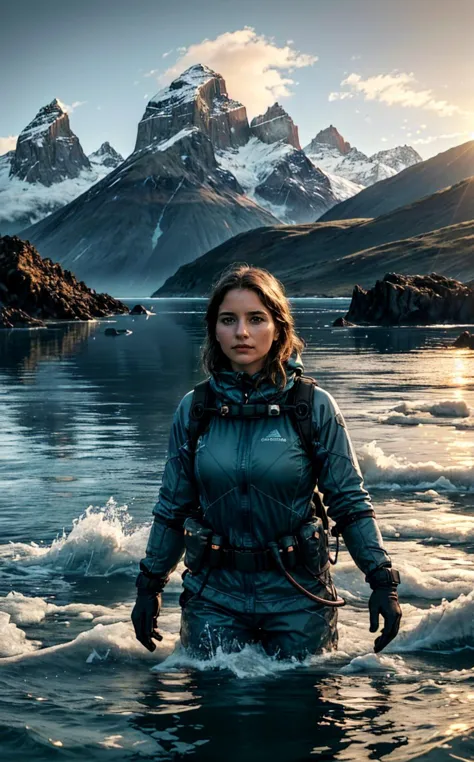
[10,99,90,186]
[0,236,129,327]
[453,331,474,349]
[306,125,351,155]
[135,64,250,152]
[343,273,474,325]
[88,142,124,169]
[0,305,45,329]
[322,140,474,221]
[250,103,301,150]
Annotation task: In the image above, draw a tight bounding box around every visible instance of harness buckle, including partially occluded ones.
[220,405,230,417]
[268,404,280,417]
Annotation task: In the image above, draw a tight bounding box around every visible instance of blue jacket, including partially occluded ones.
[140,357,391,613]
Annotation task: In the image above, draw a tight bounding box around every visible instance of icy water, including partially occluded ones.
[0,298,473,762]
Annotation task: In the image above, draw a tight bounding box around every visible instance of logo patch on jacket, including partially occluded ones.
[260,429,287,443]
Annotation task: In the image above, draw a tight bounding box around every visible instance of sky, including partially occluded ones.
[1,0,473,161]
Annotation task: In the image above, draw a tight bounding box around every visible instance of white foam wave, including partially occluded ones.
[393,400,472,418]
[0,591,130,625]
[0,500,146,575]
[378,399,474,429]
[154,642,312,678]
[0,613,181,666]
[340,653,415,675]
[381,514,474,545]
[333,553,474,603]
[358,441,474,492]
[0,611,40,657]
[391,591,474,652]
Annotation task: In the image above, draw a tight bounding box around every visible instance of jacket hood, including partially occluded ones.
[209,355,304,404]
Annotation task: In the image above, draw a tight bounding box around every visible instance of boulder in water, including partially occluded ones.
[333,316,355,327]
[130,304,152,315]
[453,331,474,349]
[104,328,132,336]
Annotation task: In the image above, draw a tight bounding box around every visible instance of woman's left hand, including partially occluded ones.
[369,587,402,653]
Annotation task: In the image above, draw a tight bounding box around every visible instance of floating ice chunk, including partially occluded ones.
[379,399,473,427]
[394,591,474,652]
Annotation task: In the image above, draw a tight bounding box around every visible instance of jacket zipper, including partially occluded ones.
[240,383,254,610]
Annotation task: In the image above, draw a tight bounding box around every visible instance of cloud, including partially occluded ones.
[57,99,87,115]
[410,131,469,145]
[330,71,471,118]
[159,27,317,116]
[0,135,17,155]
[350,54,361,61]
[162,49,173,59]
[328,91,353,101]
[381,137,388,142]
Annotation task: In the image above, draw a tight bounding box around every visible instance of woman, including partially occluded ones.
[132,265,401,660]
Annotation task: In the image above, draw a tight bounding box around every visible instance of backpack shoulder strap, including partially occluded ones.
[287,375,317,460]
[188,379,215,455]
[288,375,329,531]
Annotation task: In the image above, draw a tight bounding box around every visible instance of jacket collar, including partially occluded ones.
[209,355,304,404]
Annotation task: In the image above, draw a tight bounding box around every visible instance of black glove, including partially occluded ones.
[131,571,166,652]
[367,567,402,654]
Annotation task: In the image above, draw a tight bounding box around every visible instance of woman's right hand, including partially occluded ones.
[131,590,163,651]
[131,571,165,651]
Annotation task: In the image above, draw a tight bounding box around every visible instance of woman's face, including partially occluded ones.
[215,288,278,375]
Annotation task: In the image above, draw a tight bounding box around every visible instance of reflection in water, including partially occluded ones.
[0,321,98,376]
[132,671,352,761]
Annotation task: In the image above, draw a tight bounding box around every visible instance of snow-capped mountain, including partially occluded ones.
[370,145,422,173]
[135,63,249,152]
[0,102,123,235]
[10,99,91,186]
[304,126,421,187]
[249,103,301,150]
[88,142,124,169]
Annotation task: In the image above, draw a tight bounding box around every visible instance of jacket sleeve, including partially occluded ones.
[312,387,392,577]
[139,391,196,580]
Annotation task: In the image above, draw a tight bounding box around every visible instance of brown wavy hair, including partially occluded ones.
[202,264,305,388]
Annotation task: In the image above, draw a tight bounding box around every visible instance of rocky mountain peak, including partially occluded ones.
[370,145,422,173]
[250,103,301,150]
[306,125,351,155]
[9,98,90,186]
[134,63,250,152]
[88,142,124,169]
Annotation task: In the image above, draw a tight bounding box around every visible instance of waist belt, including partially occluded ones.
[217,547,275,572]
[213,546,330,575]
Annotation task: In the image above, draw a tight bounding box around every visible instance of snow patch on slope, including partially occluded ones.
[217,137,360,221]
[0,160,116,229]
